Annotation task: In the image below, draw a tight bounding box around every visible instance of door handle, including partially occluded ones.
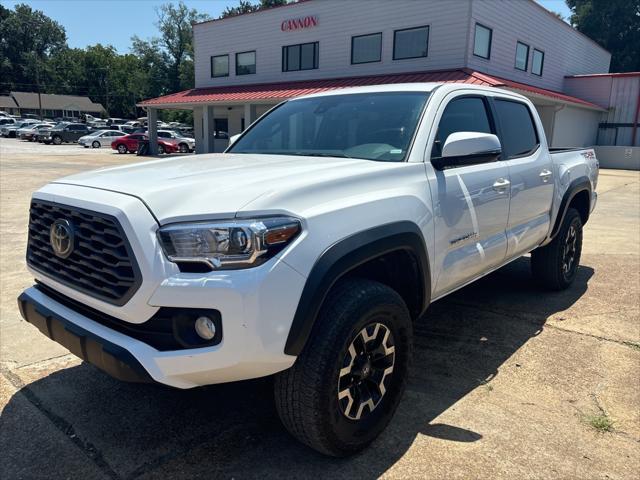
[539,169,553,182]
[492,178,510,192]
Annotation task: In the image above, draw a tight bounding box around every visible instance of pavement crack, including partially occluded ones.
[0,367,122,480]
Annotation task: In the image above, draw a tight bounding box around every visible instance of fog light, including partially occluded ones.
[194,316,216,340]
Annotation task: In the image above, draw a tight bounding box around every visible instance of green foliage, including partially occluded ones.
[0,1,212,119]
[221,0,288,19]
[566,0,640,72]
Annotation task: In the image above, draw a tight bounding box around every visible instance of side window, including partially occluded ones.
[431,97,493,158]
[494,99,539,158]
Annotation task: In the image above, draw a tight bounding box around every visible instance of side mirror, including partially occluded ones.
[228,133,241,146]
[432,132,501,170]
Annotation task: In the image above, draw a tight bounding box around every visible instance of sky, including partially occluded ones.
[4,0,574,54]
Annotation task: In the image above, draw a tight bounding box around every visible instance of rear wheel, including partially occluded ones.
[117,144,128,154]
[531,207,583,290]
[274,278,412,456]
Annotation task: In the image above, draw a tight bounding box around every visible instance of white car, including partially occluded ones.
[156,130,195,153]
[78,130,126,148]
[19,83,598,456]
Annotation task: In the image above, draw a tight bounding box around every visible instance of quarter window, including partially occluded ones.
[351,33,382,64]
[515,41,529,71]
[473,23,492,59]
[393,26,429,60]
[432,97,493,158]
[236,51,256,75]
[494,99,539,158]
[532,49,544,76]
[282,42,319,72]
[211,54,229,78]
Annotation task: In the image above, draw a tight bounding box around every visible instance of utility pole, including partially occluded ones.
[35,58,43,119]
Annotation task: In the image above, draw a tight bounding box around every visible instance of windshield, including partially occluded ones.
[228,91,430,162]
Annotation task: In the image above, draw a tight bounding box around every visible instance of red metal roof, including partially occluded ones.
[139,68,602,110]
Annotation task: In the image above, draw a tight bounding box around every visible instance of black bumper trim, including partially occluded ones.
[18,290,153,383]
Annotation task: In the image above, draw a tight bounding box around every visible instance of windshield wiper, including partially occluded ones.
[295,151,353,159]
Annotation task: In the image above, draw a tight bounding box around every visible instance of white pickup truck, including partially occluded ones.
[19,83,598,456]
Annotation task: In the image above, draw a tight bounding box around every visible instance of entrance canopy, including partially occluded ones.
[139,68,603,110]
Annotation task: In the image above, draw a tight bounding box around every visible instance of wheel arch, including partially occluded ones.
[550,177,591,240]
[284,221,431,356]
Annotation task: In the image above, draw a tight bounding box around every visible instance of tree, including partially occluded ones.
[155,2,209,93]
[566,0,640,72]
[0,3,66,93]
[220,0,289,19]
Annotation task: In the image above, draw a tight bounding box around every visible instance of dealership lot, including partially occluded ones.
[0,137,638,479]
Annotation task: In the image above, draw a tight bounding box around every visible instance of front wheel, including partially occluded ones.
[117,144,128,154]
[531,207,583,290]
[92,140,100,148]
[52,135,62,145]
[274,278,412,457]
[158,144,165,154]
[179,143,189,153]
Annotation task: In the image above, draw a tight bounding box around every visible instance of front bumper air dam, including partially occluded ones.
[18,289,152,383]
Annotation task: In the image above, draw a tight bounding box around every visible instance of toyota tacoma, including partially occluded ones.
[18,83,598,456]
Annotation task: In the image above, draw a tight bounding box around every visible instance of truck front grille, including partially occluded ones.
[26,200,141,305]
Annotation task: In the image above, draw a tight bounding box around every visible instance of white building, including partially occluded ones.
[140,0,637,155]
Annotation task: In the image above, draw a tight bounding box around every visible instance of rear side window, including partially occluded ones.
[494,99,539,158]
[432,96,493,158]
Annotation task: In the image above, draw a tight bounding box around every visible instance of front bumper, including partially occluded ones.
[19,289,152,383]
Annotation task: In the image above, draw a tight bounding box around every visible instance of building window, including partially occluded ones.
[211,54,229,78]
[282,42,319,72]
[515,41,529,71]
[351,33,382,64]
[236,51,256,75]
[473,23,492,59]
[393,26,429,60]
[532,49,544,76]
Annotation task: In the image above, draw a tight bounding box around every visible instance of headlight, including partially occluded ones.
[158,216,301,270]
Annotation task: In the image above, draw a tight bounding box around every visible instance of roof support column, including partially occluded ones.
[244,103,258,129]
[147,107,158,155]
[203,105,216,153]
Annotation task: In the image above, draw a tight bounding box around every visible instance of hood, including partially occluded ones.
[53,153,414,224]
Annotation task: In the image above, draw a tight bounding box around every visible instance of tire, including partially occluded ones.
[158,144,165,154]
[531,207,583,290]
[274,278,412,457]
[117,144,128,154]
[179,143,189,153]
[52,135,62,145]
[92,140,100,148]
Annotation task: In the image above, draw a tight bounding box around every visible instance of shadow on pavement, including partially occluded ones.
[0,257,594,479]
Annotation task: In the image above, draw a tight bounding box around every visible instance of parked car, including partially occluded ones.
[156,130,195,152]
[78,130,126,148]
[111,133,178,154]
[34,125,54,142]
[43,123,93,144]
[1,119,38,138]
[19,123,54,141]
[0,117,16,126]
[18,83,599,457]
[106,118,127,126]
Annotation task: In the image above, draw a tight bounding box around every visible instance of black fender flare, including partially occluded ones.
[550,176,592,240]
[284,221,431,356]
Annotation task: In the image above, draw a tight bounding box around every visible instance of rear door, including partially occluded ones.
[428,93,511,297]
[492,97,554,257]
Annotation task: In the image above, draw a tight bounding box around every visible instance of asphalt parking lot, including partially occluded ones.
[0,137,638,479]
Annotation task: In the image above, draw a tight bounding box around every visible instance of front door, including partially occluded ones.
[427,94,511,297]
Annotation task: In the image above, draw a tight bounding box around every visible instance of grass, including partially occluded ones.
[584,412,614,433]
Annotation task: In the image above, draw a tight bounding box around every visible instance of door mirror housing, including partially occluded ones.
[432,132,501,170]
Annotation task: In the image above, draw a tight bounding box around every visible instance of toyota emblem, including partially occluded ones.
[49,219,75,259]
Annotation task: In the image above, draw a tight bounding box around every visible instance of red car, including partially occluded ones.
[111,134,178,154]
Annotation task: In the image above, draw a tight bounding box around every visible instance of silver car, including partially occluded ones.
[78,130,126,148]
[156,130,196,153]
